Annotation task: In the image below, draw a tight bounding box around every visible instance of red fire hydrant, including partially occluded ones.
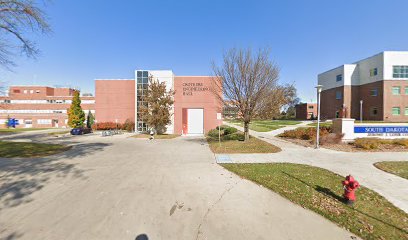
[342,175,360,205]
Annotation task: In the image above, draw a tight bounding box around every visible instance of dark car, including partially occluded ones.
[70,127,92,135]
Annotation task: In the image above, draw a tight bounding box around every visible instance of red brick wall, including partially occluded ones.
[95,80,135,124]
[173,76,222,134]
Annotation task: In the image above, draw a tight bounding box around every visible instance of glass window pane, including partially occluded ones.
[392,107,400,115]
[405,107,408,116]
[137,71,142,77]
[143,71,148,77]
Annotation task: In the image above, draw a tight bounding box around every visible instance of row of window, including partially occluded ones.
[336,87,408,99]
[13,89,41,94]
[393,66,408,78]
[391,86,408,95]
[0,99,95,104]
[392,107,408,116]
[335,65,408,82]
[0,109,96,114]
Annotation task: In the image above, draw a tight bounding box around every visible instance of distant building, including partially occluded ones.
[295,103,317,120]
[318,51,408,121]
[0,86,95,128]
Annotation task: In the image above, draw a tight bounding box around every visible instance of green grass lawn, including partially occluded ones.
[222,163,408,240]
[0,141,72,158]
[0,128,51,132]
[132,134,180,139]
[229,120,301,132]
[207,135,281,153]
[307,122,333,127]
[374,161,408,180]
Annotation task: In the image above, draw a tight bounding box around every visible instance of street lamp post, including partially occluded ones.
[360,100,363,123]
[315,85,323,149]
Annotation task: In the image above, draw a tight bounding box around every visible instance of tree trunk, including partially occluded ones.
[243,121,250,141]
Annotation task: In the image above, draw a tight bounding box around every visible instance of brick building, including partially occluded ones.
[0,86,95,128]
[95,70,222,135]
[318,51,408,122]
[295,103,317,120]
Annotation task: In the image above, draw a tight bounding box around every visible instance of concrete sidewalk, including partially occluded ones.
[0,135,357,240]
[223,122,408,213]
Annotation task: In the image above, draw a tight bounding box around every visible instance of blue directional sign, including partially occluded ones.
[7,118,19,128]
[354,126,408,133]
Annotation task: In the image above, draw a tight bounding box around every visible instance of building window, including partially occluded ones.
[36,90,40,93]
[370,68,378,76]
[23,90,28,94]
[336,74,342,82]
[392,107,400,115]
[370,88,378,96]
[37,119,51,125]
[393,66,408,78]
[30,90,34,94]
[405,107,408,116]
[405,87,408,95]
[308,106,314,109]
[136,70,149,132]
[335,91,342,100]
[392,86,401,95]
[370,107,378,116]
[13,89,20,93]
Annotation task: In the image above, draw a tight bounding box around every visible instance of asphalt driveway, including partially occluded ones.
[0,134,356,240]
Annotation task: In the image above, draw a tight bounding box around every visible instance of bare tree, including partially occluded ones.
[0,0,50,68]
[212,48,280,141]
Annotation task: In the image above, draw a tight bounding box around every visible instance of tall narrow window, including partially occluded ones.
[370,68,378,76]
[336,74,342,82]
[405,107,408,116]
[335,91,342,100]
[405,87,408,95]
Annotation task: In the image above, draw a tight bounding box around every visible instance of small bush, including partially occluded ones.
[224,126,238,135]
[223,132,245,141]
[123,119,135,132]
[207,129,221,138]
[320,133,344,145]
[279,126,332,144]
[393,139,408,147]
[354,138,380,149]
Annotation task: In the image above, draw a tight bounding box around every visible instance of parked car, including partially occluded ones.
[70,127,92,135]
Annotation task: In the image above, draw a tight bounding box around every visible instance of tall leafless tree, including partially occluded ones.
[0,0,50,68]
[212,48,280,141]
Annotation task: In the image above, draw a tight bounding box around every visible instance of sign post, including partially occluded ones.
[217,113,222,146]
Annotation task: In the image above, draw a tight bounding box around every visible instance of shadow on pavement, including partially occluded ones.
[0,142,111,211]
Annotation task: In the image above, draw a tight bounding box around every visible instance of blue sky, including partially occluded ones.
[1,0,407,102]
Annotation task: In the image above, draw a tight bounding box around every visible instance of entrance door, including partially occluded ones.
[187,109,204,134]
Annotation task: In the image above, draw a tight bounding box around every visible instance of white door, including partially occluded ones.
[24,120,32,128]
[187,109,204,134]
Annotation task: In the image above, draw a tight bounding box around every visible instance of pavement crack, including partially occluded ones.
[195,181,238,240]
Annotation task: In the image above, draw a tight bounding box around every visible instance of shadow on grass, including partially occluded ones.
[0,142,111,211]
[282,171,408,235]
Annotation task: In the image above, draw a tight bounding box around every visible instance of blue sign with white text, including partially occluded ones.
[354,126,408,133]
